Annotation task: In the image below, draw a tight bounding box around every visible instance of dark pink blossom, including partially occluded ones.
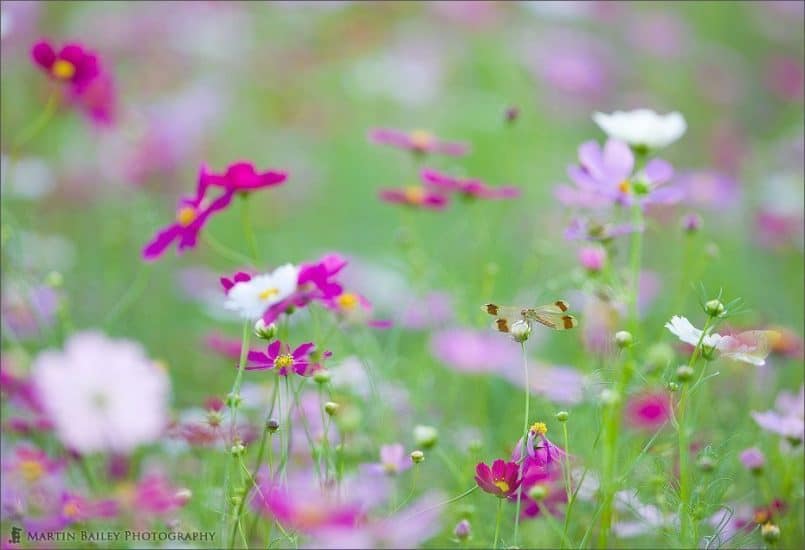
[368,127,469,156]
[421,168,520,200]
[199,161,287,194]
[246,340,316,376]
[625,391,671,431]
[475,459,521,498]
[378,186,449,210]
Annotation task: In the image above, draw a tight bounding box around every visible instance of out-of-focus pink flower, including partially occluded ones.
[766,56,804,102]
[517,461,566,518]
[751,386,804,443]
[625,391,671,430]
[675,171,739,209]
[768,326,804,360]
[130,473,190,516]
[204,331,259,360]
[368,128,469,156]
[365,443,412,476]
[199,161,288,194]
[378,186,449,210]
[755,210,804,250]
[578,246,606,272]
[247,340,317,376]
[626,12,688,59]
[421,168,520,200]
[1,284,60,341]
[32,331,170,454]
[475,459,521,498]
[739,447,765,472]
[401,291,454,329]
[142,166,235,261]
[429,328,520,374]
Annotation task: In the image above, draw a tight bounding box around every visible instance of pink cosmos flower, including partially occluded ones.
[517,461,566,518]
[31,40,115,125]
[246,340,316,376]
[130,473,191,516]
[556,139,681,209]
[401,291,455,329]
[142,166,235,261]
[420,168,520,200]
[512,422,566,468]
[199,161,288,194]
[751,386,804,443]
[674,171,739,210]
[368,128,469,156]
[739,447,765,472]
[378,186,449,210]
[578,246,606,272]
[475,459,521,498]
[365,443,412,476]
[625,391,671,431]
[429,328,520,374]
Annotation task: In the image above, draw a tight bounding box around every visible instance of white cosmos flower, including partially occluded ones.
[665,315,776,366]
[593,109,686,149]
[224,263,299,320]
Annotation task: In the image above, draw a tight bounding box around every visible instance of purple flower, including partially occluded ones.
[368,127,469,156]
[365,443,412,476]
[578,246,606,272]
[475,459,521,498]
[401,291,455,329]
[378,186,449,210]
[751,386,804,443]
[246,340,316,376]
[739,447,765,473]
[512,422,566,468]
[200,161,288,194]
[429,328,520,374]
[421,168,520,200]
[675,171,739,209]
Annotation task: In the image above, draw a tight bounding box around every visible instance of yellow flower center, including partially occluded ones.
[494,480,510,493]
[176,206,197,227]
[409,129,433,149]
[274,354,294,370]
[19,460,45,482]
[404,186,426,204]
[258,287,280,301]
[62,499,80,518]
[618,180,631,194]
[52,60,76,80]
[530,421,548,436]
[336,292,359,311]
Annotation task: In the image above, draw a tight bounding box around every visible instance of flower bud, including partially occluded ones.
[254,319,277,341]
[230,442,245,457]
[413,425,439,449]
[324,401,339,416]
[667,381,680,392]
[600,389,620,406]
[528,485,548,501]
[230,495,242,506]
[510,320,531,343]
[266,419,280,433]
[410,450,425,464]
[704,299,725,318]
[454,519,471,541]
[697,455,715,472]
[739,447,765,474]
[555,411,569,422]
[681,213,702,233]
[676,365,694,382]
[175,488,192,504]
[761,523,780,543]
[226,392,242,409]
[505,106,519,124]
[614,330,633,349]
[701,344,717,361]
[313,369,331,384]
[45,271,63,288]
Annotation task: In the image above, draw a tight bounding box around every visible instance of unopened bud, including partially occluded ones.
[230,442,245,457]
[410,450,425,463]
[254,319,277,341]
[632,179,650,196]
[413,425,439,449]
[225,392,242,409]
[704,299,725,318]
[701,344,717,361]
[761,523,780,543]
[266,419,279,433]
[528,485,548,501]
[313,369,331,384]
[510,320,531,343]
[697,455,715,472]
[454,519,472,541]
[614,330,633,349]
[555,411,569,422]
[668,381,680,392]
[324,401,339,416]
[676,365,694,382]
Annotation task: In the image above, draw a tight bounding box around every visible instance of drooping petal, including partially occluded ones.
[142,224,182,261]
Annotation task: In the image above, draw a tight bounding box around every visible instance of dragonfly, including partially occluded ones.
[482,300,578,332]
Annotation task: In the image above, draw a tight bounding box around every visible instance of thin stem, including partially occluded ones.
[560,421,573,548]
[13,91,59,153]
[204,233,256,267]
[241,196,259,262]
[494,498,504,549]
[628,202,644,337]
[104,264,152,325]
[513,342,530,546]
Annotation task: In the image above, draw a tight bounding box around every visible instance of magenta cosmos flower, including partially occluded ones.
[555,139,682,209]
[378,185,449,210]
[518,461,566,518]
[512,422,566,467]
[475,459,521,498]
[246,340,316,376]
[200,161,287,193]
[421,168,520,200]
[625,391,671,431]
[369,127,470,156]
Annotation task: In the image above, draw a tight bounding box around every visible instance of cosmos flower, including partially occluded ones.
[142,166,235,261]
[246,340,316,376]
[625,391,671,430]
[368,128,469,156]
[224,264,300,320]
[512,422,566,467]
[420,168,520,200]
[517,461,566,518]
[429,328,520,374]
[665,316,776,366]
[751,386,804,443]
[564,217,643,241]
[199,161,287,194]
[578,246,606,272]
[32,331,170,454]
[593,109,687,149]
[475,459,521,498]
[378,186,449,210]
[739,447,765,472]
[365,443,412,476]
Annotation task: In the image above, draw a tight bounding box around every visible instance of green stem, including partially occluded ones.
[560,421,573,548]
[494,498,504,549]
[513,342,530,546]
[13,91,59,153]
[204,233,256,267]
[628,203,644,337]
[104,264,152,325]
[241,196,259,262]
